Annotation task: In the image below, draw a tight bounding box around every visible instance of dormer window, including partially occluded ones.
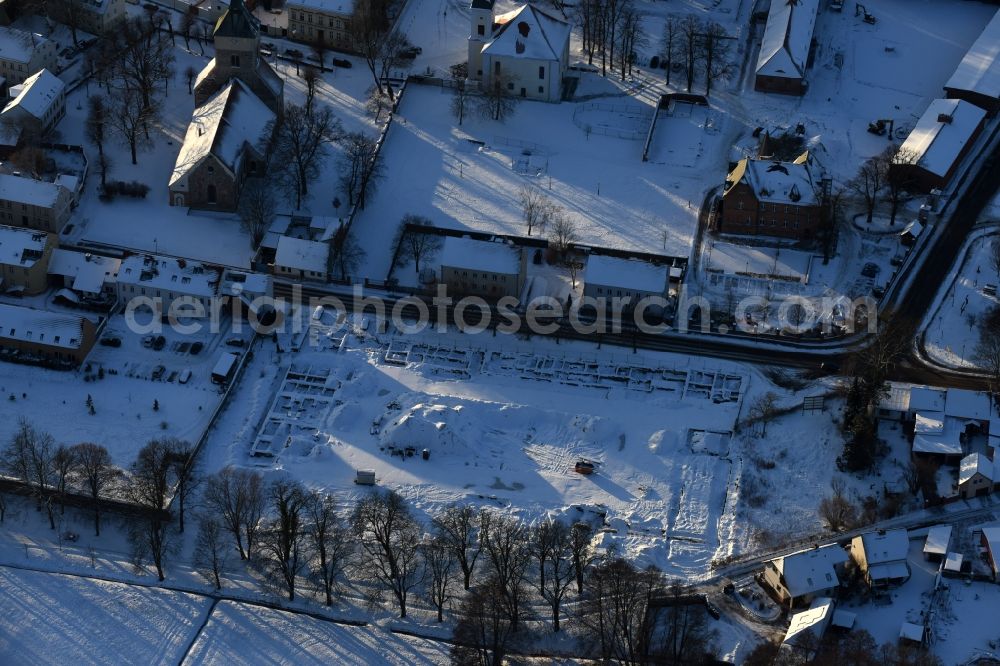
[230,54,240,67]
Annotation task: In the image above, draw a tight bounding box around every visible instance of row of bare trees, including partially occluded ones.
[578,0,646,80]
[850,144,920,226]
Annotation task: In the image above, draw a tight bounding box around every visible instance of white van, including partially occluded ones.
[178,369,192,384]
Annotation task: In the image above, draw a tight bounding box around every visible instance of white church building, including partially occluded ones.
[468,0,570,103]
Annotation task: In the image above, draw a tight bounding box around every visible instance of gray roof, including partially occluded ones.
[214,0,259,39]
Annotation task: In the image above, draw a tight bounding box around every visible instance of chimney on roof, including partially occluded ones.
[937,113,953,124]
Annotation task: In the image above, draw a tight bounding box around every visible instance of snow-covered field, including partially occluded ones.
[923,229,1000,369]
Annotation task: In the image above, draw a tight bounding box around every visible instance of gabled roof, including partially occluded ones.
[482,4,570,62]
[440,236,520,275]
[725,152,820,206]
[945,387,993,421]
[856,529,909,565]
[782,597,833,649]
[899,99,986,179]
[756,0,820,80]
[275,236,328,274]
[944,8,1000,101]
[960,452,994,485]
[0,173,68,207]
[170,79,275,187]
[47,249,120,294]
[769,544,847,598]
[3,68,63,119]
[0,223,48,267]
[0,27,51,65]
[214,0,259,39]
[0,302,89,349]
[922,525,951,557]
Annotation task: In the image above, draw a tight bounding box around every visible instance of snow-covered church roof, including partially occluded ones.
[170,79,275,187]
[755,0,819,80]
[482,4,569,62]
[944,8,1000,102]
[725,151,820,206]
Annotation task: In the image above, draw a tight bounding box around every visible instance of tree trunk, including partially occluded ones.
[130,140,138,165]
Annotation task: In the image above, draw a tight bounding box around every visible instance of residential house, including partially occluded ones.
[194,0,284,114]
[981,526,1000,580]
[272,235,328,281]
[959,453,996,499]
[438,235,524,300]
[116,254,221,316]
[0,302,96,364]
[57,0,127,36]
[0,27,56,86]
[922,525,952,563]
[943,8,1000,115]
[1,68,65,137]
[47,248,121,302]
[169,79,276,210]
[0,222,53,295]
[0,173,73,233]
[760,544,848,608]
[469,1,570,103]
[720,151,825,239]
[286,0,353,52]
[778,597,834,662]
[849,529,911,589]
[583,254,670,309]
[754,0,819,95]
[894,99,987,191]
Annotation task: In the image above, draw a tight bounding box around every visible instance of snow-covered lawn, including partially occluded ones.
[923,229,1000,369]
[186,601,449,665]
[0,567,211,665]
[353,80,721,281]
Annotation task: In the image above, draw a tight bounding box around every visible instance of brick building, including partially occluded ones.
[0,302,97,365]
[0,173,74,233]
[0,222,54,295]
[720,151,825,239]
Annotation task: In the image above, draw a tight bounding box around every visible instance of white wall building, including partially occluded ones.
[2,68,65,136]
[273,236,328,281]
[0,27,57,86]
[468,1,569,103]
[286,0,354,51]
[583,254,670,307]
[116,254,221,316]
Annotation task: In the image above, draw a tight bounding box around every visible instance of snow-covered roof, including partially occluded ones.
[725,154,819,206]
[170,79,275,187]
[914,412,944,435]
[945,387,993,421]
[47,249,120,294]
[900,99,986,179]
[117,254,220,298]
[769,544,847,598]
[756,0,819,80]
[274,236,328,274]
[899,622,924,643]
[910,386,946,413]
[960,452,994,485]
[0,303,89,349]
[221,269,271,299]
[439,236,521,275]
[214,0,259,39]
[287,0,353,14]
[782,597,833,648]
[857,529,909,566]
[983,527,1000,559]
[944,9,1000,101]
[482,4,570,62]
[585,254,669,293]
[0,173,68,207]
[943,552,963,572]
[0,223,48,267]
[922,525,951,557]
[3,68,63,119]
[0,27,51,65]
[913,418,963,455]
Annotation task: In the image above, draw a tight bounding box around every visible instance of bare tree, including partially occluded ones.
[167,440,199,534]
[272,103,341,209]
[990,240,1000,278]
[532,519,576,631]
[616,3,644,81]
[745,391,779,435]
[851,156,887,225]
[451,576,516,666]
[661,16,681,86]
[478,73,518,122]
[652,583,718,663]
[338,131,384,209]
[975,322,1000,394]
[108,17,175,111]
[71,443,119,536]
[366,85,394,123]
[310,37,328,73]
[519,185,551,237]
[818,478,857,532]
[51,445,76,515]
[180,10,195,51]
[701,21,734,96]
[302,66,320,112]
[109,86,156,165]
[423,536,457,622]
[582,555,664,665]
[184,65,197,95]
[261,478,308,601]
[450,63,472,126]
[304,490,352,606]
[393,214,443,276]
[194,514,229,589]
[479,511,531,631]
[680,15,703,93]
[884,145,919,226]
[351,490,424,618]
[548,209,577,261]
[238,179,276,250]
[578,0,601,66]
[353,0,408,100]
[125,440,174,581]
[204,466,266,561]
[433,504,482,590]
[569,522,595,594]
[331,229,367,280]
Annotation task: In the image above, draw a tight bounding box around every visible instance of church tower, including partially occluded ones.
[468,0,495,81]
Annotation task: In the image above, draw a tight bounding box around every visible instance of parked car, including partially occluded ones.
[178,369,192,384]
[285,48,303,59]
[861,262,880,278]
[99,336,122,347]
[151,365,166,380]
[225,337,246,348]
[152,335,166,351]
[190,341,204,355]
[141,335,155,348]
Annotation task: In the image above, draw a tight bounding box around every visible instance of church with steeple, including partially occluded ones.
[168,0,285,210]
[193,0,284,114]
